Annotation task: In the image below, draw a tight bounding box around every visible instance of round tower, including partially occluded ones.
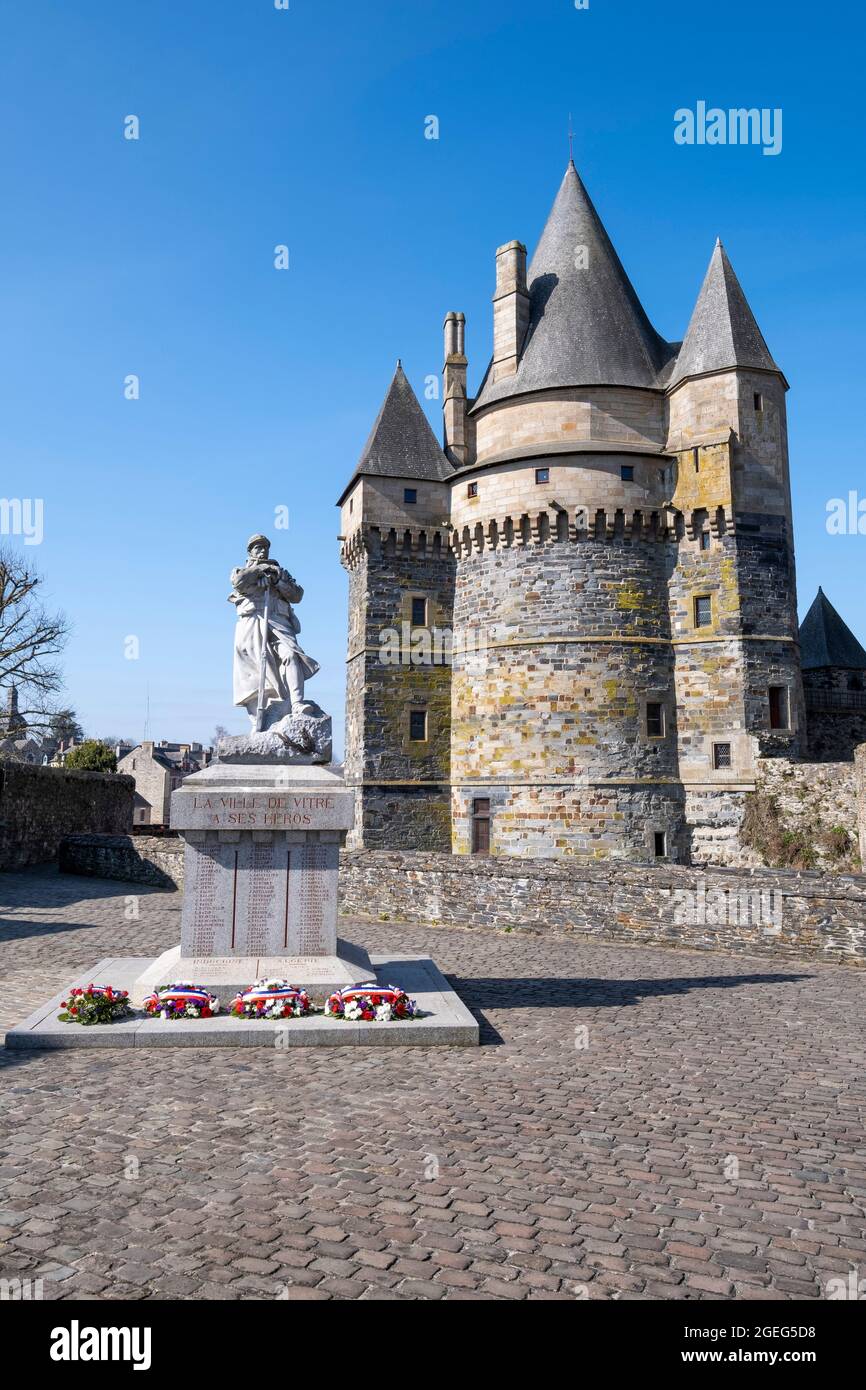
[444,164,799,862]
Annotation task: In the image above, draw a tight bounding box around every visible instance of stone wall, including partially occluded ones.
[57,834,866,966]
[804,706,866,763]
[58,833,182,889]
[857,744,866,868]
[339,849,866,965]
[0,764,134,871]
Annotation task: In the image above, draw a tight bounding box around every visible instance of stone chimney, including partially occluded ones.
[443,311,469,466]
[491,241,529,383]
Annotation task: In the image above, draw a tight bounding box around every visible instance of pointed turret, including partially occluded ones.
[337,362,452,504]
[670,240,781,388]
[473,163,674,409]
[799,589,866,671]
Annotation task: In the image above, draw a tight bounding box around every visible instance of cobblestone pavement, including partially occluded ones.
[1,867,866,1302]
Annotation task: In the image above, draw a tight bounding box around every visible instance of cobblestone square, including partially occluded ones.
[2,868,865,1301]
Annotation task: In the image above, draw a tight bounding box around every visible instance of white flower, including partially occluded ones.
[375,1004,393,1022]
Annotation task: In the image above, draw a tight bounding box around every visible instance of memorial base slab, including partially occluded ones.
[5,955,479,1049]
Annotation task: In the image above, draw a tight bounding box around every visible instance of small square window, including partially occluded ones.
[700,530,711,551]
[411,596,427,627]
[694,595,712,627]
[467,482,478,498]
[646,702,664,738]
[713,742,732,769]
[754,392,763,411]
[409,710,427,742]
[769,686,789,730]
[404,487,417,504]
[535,468,550,484]
[654,831,667,858]
[620,465,634,482]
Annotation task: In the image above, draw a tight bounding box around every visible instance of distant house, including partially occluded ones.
[117,741,213,825]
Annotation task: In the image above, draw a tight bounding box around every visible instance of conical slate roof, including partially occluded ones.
[338,362,452,503]
[799,589,866,670]
[669,240,780,388]
[473,164,676,410]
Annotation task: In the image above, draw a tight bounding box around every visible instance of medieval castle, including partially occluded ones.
[338,163,866,864]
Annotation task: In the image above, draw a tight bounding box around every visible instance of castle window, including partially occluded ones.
[535,468,550,484]
[694,595,712,627]
[754,392,763,411]
[653,831,667,858]
[471,798,491,855]
[349,497,353,513]
[467,482,478,498]
[646,702,665,738]
[700,530,711,551]
[404,488,417,504]
[620,465,634,482]
[409,709,427,742]
[411,596,427,627]
[768,685,789,730]
[713,742,732,770]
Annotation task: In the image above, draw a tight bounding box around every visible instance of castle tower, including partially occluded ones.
[338,162,804,863]
[450,164,684,858]
[665,239,804,856]
[338,363,455,848]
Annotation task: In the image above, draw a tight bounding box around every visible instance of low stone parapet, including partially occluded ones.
[340,850,866,966]
[59,833,182,889]
[57,836,866,965]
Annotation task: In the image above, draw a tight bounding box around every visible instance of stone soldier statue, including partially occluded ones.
[230,534,320,727]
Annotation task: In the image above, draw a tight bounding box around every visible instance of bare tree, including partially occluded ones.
[0,545,70,733]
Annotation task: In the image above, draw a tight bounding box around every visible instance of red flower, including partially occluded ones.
[201,1007,212,1019]
[70,1007,78,1015]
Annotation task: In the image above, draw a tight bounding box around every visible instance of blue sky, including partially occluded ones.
[1,0,864,755]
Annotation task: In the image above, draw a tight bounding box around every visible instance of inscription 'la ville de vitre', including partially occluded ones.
[190,793,337,829]
[191,795,336,811]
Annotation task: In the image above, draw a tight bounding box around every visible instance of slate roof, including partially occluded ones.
[338,362,453,504]
[799,589,866,670]
[472,163,678,410]
[669,240,780,388]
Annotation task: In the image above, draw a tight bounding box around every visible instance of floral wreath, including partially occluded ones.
[58,985,132,1026]
[143,983,220,1019]
[324,985,419,1022]
[230,979,313,1019]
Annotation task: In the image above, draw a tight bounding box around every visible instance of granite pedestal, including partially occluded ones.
[130,760,374,1005]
